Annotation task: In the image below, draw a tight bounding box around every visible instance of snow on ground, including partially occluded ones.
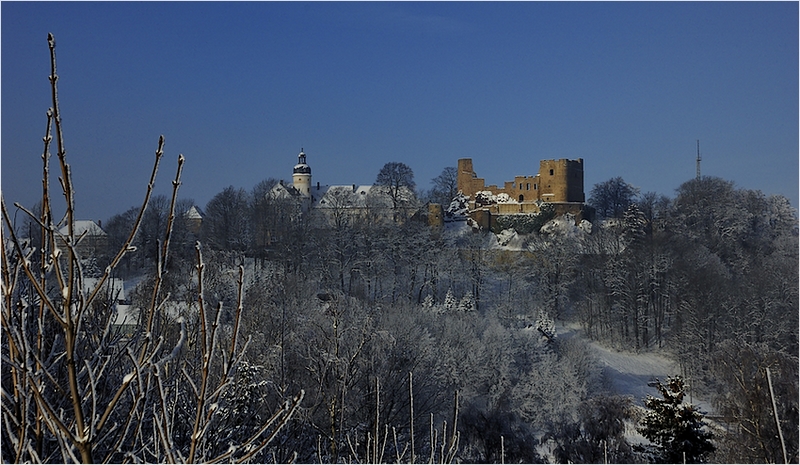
[553,321,719,452]
[557,321,714,414]
[491,229,527,250]
[588,340,679,407]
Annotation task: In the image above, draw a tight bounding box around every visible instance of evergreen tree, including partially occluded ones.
[638,376,715,463]
[535,309,556,340]
[443,288,458,312]
[445,192,470,220]
[459,291,475,312]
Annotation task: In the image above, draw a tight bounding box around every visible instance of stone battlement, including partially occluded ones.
[457,158,585,204]
[456,158,587,228]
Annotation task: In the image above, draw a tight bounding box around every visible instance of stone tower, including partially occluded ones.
[538,158,584,203]
[292,149,312,197]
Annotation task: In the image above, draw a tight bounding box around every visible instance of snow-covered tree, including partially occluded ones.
[638,376,715,463]
[458,291,475,312]
[547,395,635,464]
[443,288,458,312]
[202,185,250,251]
[445,192,469,221]
[535,309,556,340]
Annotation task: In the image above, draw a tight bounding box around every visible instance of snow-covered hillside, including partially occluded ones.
[558,322,715,414]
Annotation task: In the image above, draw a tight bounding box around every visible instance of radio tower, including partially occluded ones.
[696,139,701,180]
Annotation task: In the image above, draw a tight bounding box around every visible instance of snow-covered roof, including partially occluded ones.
[268,181,415,212]
[293,163,311,174]
[313,184,402,209]
[269,181,305,199]
[185,205,203,219]
[58,220,106,237]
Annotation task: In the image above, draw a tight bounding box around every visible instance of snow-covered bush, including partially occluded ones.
[495,228,518,247]
[536,309,556,340]
[495,192,512,203]
[474,190,496,206]
[540,212,592,239]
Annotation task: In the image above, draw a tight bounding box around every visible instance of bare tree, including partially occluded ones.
[429,166,458,206]
[248,177,278,259]
[1,33,301,464]
[375,161,416,221]
[588,177,640,220]
[202,185,250,252]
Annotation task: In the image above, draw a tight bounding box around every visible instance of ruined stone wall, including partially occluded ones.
[456,157,587,230]
[457,158,486,198]
[457,157,584,204]
[492,202,542,215]
[428,203,444,228]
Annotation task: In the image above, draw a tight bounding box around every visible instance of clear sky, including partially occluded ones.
[3,2,798,223]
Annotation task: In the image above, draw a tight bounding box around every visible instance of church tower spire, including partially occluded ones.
[292,148,312,197]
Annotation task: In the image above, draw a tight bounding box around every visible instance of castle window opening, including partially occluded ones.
[549,169,554,176]
[526,183,530,190]
[519,194,524,202]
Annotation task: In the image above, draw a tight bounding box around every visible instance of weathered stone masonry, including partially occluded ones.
[456,157,589,228]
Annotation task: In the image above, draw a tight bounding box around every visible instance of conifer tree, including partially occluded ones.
[638,376,715,463]
[443,288,457,312]
[459,291,475,312]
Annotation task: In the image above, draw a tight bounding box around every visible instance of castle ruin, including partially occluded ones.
[456,158,589,229]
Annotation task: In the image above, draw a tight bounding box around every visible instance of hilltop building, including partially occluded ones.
[269,149,416,221]
[185,205,204,234]
[268,151,588,231]
[292,149,312,196]
[456,158,589,229]
[57,220,108,258]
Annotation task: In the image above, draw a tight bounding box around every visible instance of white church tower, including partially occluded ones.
[292,149,312,197]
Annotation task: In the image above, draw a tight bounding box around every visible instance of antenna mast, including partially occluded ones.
[696,139,701,180]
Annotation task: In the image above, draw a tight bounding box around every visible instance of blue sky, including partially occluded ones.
[3,2,798,222]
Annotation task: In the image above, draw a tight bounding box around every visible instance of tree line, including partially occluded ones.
[23,165,795,463]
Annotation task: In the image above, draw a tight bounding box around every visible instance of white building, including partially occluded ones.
[269,149,418,223]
